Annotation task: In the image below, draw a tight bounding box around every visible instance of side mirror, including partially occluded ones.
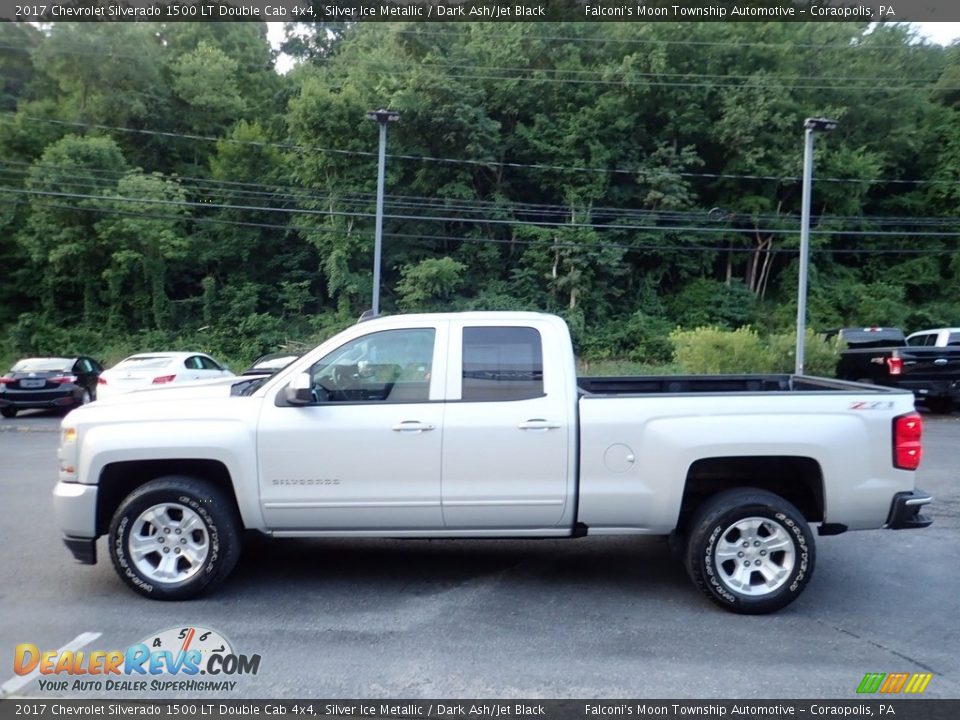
[282,372,314,406]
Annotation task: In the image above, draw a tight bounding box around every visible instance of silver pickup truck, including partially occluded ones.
[53,312,932,614]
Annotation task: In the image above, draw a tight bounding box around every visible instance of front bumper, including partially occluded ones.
[53,480,98,538]
[885,489,934,529]
[63,537,97,564]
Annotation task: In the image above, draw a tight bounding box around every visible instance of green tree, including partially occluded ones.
[18,134,129,322]
[95,172,189,331]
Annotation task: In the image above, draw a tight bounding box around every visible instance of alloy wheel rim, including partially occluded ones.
[128,502,209,584]
[713,516,795,596]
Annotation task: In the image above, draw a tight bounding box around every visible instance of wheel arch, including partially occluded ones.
[96,459,241,536]
[677,455,824,534]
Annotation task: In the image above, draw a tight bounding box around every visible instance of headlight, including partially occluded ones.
[59,426,78,481]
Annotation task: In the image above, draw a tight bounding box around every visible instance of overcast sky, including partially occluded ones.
[911,22,960,43]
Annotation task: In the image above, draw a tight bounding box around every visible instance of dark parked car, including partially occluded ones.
[0,356,103,418]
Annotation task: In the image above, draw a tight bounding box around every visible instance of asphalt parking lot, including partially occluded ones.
[1,408,958,700]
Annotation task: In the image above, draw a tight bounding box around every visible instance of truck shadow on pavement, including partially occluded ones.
[227,533,692,604]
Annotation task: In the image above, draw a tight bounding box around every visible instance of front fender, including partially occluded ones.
[78,419,266,532]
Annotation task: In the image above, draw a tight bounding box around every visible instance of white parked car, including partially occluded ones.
[96,352,234,401]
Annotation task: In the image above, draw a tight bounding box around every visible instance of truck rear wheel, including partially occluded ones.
[108,476,241,600]
[684,488,815,614]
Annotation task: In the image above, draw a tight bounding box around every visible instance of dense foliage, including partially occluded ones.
[2,21,959,369]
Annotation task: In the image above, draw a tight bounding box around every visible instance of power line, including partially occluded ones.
[3,167,960,231]
[313,58,947,92]
[2,196,954,257]
[4,185,960,239]
[388,27,934,52]
[1,113,954,187]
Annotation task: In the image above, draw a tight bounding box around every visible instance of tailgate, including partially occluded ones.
[899,348,960,381]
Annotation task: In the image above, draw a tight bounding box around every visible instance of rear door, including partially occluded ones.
[440,320,575,529]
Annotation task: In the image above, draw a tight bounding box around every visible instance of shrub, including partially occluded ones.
[670,326,768,374]
[671,326,840,376]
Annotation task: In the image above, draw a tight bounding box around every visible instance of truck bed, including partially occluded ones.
[577,374,894,395]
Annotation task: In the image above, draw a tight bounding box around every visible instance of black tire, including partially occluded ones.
[109,476,241,600]
[0,407,17,418]
[684,488,815,615]
[925,397,954,414]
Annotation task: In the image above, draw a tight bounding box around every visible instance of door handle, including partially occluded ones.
[392,421,435,433]
[517,419,561,431]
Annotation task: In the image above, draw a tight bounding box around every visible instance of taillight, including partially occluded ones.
[152,375,176,384]
[0,377,11,384]
[50,375,78,384]
[886,357,903,376]
[98,377,107,385]
[893,412,922,470]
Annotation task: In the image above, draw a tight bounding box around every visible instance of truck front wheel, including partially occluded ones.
[108,476,241,600]
[684,488,815,614]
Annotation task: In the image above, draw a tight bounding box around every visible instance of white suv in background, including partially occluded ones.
[906,327,960,348]
[96,352,234,401]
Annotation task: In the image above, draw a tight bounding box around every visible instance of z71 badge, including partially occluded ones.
[849,401,895,410]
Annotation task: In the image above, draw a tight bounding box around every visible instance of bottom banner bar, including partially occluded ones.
[0,700,956,720]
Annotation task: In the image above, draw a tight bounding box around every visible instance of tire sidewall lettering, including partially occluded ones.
[703,524,738,604]
[113,514,155,593]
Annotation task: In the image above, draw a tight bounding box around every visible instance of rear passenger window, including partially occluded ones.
[199,356,221,370]
[462,327,543,401]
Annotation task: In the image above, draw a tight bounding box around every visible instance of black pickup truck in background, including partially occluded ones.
[833,327,960,413]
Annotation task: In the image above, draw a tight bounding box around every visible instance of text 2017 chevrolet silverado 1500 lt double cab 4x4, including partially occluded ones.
[53,313,933,614]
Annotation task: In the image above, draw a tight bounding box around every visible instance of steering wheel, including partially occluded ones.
[332,365,353,389]
[312,364,352,401]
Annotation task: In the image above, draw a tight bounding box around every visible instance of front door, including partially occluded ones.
[257,324,447,530]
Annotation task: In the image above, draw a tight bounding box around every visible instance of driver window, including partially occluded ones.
[308,328,435,403]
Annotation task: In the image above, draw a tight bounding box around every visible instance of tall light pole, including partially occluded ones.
[365,108,400,316]
[795,116,837,376]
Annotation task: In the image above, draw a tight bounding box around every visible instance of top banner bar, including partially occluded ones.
[2,0,958,23]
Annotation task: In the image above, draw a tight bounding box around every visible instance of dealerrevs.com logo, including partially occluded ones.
[14,626,260,693]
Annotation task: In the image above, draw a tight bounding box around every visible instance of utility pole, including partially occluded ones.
[365,108,400,317]
[795,116,837,375]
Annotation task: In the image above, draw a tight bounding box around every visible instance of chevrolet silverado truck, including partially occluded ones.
[833,326,960,413]
[53,312,933,614]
